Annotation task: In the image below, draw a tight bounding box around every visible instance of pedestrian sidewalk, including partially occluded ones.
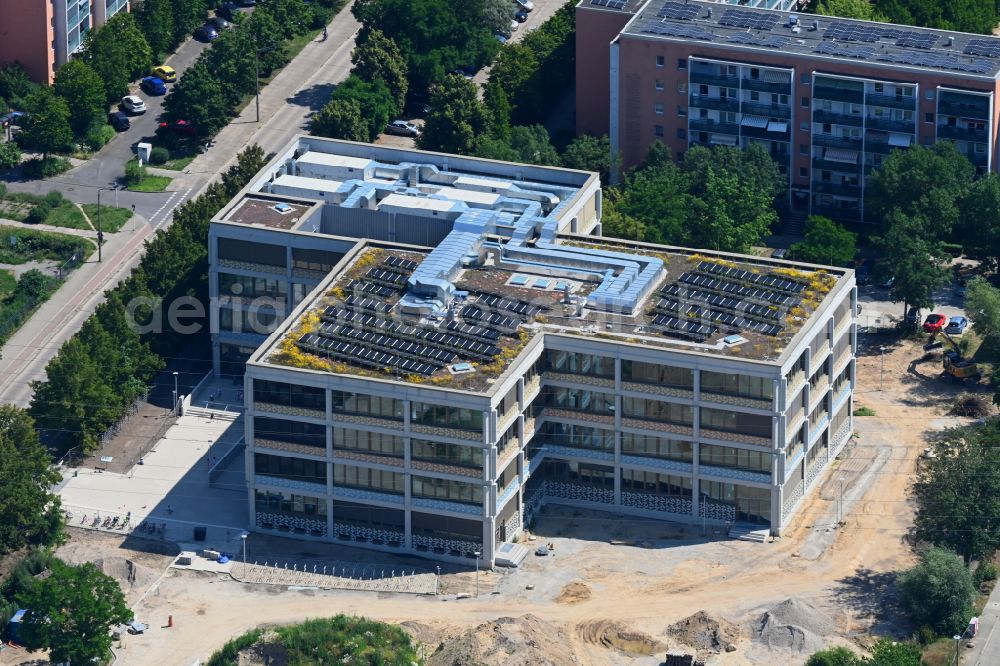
[966,582,1000,664]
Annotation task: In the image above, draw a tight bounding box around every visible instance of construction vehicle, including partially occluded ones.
[923,331,981,383]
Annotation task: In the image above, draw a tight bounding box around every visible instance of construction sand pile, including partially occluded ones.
[666,611,739,653]
[426,614,578,666]
[556,581,592,605]
[577,619,665,656]
[751,598,835,654]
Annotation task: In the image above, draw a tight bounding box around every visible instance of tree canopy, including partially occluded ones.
[898,545,976,635]
[133,0,176,58]
[816,0,887,21]
[21,89,73,160]
[352,0,500,93]
[0,406,61,556]
[17,561,132,665]
[912,419,1000,561]
[791,216,857,266]
[163,61,229,136]
[879,0,998,34]
[562,134,613,184]
[958,174,1000,271]
[82,12,153,101]
[351,29,408,113]
[311,97,368,142]
[52,60,106,137]
[419,74,490,154]
[324,75,397,142]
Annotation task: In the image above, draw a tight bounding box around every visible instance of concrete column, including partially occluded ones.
[613,430,622,507]
[690,440,701,521]
[403,453,412,550]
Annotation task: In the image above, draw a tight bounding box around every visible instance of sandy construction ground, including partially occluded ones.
[0,338,983,666]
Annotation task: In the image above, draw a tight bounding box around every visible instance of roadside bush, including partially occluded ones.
[0,183,6,197]
[124,160,146,186]
[0,141,20,170]
[898,545,975,635]
[25,203,52,225]
[853,405,876,416]
[21,157,71,179]
[149,146,170,165]
[83,124,116,151]
[43,191,64,207]
[975,562,998,588]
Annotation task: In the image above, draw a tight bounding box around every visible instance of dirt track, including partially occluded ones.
[0,339,982,666]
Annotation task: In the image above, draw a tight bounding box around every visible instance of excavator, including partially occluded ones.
[922,330,981,383]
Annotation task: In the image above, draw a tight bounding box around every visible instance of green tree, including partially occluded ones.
[0,406,61,555]
[805,647,859,666]
[681,144,780,253]
[311,97,368,142]
[790,216,857,266]
[351,29,408,114]
[879,0,996,34]
[0,63,40,110]
[866,142,974,234]
[260,0,313,39]
[483,81,512,143]
[326,75,397,142]
[0,141,20,170]
[874,211,950,312]
[164,61,229,136]
[352,0,500,92]
[562,134,612,183]
[52,60,106,137]
[244,9,288,76]
[21,89,73,161]
[419,74,489,154]
[171,0,209,46]
[482,0,515,34]
[203,29,259,107]
[16,561,132,665]
[958,174,1000,270]
[965,277,1000,340]
[604,143,690,245]
[898,545,975,634]
[82,12,153,101]
[134,0,176,58]
[865,638,922,666]
[510,124,560,165]
[816,0,887,21]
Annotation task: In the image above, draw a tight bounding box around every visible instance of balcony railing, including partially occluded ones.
[813,110,863,127]
[742,78,791,94]
[812,181,862,197]
[813,134,863,150]
[812,158,861,173]
[966,150,989,167]
[938,100,990,120]
[741,124,790,141]
[741,101,791,118]
[690,71,741,88]
[865,116,915,133]
[812,205,862,221]
[689,118,740,135]
[865,93,916,110]
[937,125,989,143]
[813,86,864,104]
[689,94,740,112]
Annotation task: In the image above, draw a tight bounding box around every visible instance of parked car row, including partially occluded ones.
[923,314,968,335]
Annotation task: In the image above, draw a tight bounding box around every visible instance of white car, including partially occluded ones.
[510,18,519,32]
[385,120,421,138]
[515,0,534,11]
[120,95,147,115]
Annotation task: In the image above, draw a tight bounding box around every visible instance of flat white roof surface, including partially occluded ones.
[297,151,372,171]
[454,175,512,191]
[434,186,502,206]
[272,174,344,193]
[379,193,457,212]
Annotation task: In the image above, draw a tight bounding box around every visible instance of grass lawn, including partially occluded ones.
[43,203,90,230]
[0,270,16,296]
[0,227,94,264]
[158,154,197,171]
[128,175,172,192]
[81,204,133,233]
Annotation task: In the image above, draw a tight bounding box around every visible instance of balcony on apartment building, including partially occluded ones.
[689,71,742,88]
[813,85,864,105]
[813,133,863,150]
[812,109,863,128]
[689,93,740,113]
[938,97,990,120]
[689,118,740,135]
[740,101,791,119]
[742,76,792,95]
[812,151,861,174]
[865,116,916,134]
[812,180,863,198]
[937,124,989,143]
[865,92,916,111]
[865,131,912,154]
[740,115,790,140]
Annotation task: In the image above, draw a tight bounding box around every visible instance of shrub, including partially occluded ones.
[83,124,116,150]
[898,545,975,635]
[975,562,998,588]
[21,157,71,179]
[149,146,170,165]
[805,647,858,666]
[43,190,64,207]
[853,406,876,416]
[942,242,964,258]
[0,182,7,197]
[951,393,992,417]
[124,160,146,186]
[0,141,20,169]
[25,202,52,225]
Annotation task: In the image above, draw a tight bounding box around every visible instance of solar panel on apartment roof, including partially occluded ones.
[965,38,1000,58]
[658,1,700,20]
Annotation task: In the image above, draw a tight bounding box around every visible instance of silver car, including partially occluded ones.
[385,120,420,138]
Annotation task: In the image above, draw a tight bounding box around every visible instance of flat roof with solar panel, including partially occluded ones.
[261,239,847,391]
[622,0,1000,78]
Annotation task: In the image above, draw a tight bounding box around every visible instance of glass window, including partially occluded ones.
[219,273,287,299]
[542,422,614,452]
[700,407,772,439]
[411,476,483,505]
[801,96,809,107]
[333,464,404,494]
[677,128,686,139]
[655,79,664,91]
[333,391,403,421]
[700,371,774,400]
[700,443,772,473]
[622,397,693,425]
[674,57,684,69]
[544,350,614,379]
[254,380,324,410]
[541,459,615,488]
[655,125,664,137]
[255,453,327,485]
[655,103,664,115]
[544,387,615,415]
[255,490,326,518]
[412,439,484,468]
[622,360,693,388]
[333,428,404,458]
[254,417,326,451]
[621,433,692,461]
[411,402,484,432]
[620,469,692,497]
[656,55,665,67]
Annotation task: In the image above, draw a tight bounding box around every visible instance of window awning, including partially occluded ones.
[741,115,769,128]
[762,69,790,84]
[767,120,788,133]
[888,133,912,147]
[710,134,738,146]
[824,148,859,164]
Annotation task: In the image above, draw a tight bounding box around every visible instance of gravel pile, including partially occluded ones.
[751,598,835,654]
[666,611,739,653]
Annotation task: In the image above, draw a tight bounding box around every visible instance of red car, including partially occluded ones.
[157,119,197,137]
[922,314,947,333]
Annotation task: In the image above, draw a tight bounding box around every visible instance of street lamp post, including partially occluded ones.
[473,551,481,598]
[879,346,887,392]
[953,634,962,666]
[95,188,107,262]
[241,532,249,579]
[254,46,260,123]
[172,371,179,415]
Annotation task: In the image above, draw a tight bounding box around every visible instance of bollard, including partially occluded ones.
[167,615,173,628]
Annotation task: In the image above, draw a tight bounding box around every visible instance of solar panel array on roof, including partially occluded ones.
[460,305,520,332]
[726,32,789,49]
[347,280,396,299]
[878,51,993,74]
[698,261,806,294]
[643,22,717,41]
[591,0,626,8]
[814,41,877,59]
[366,267,408,289]
[658,1,700,20]
[965,38,1000,58]
[896,32,937,49]
[344,295,393,316]
[650,314,716,341]
[719,8,779,30]
[384,256,418,272]
[824,21,906,43]
[475,292,541,319]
